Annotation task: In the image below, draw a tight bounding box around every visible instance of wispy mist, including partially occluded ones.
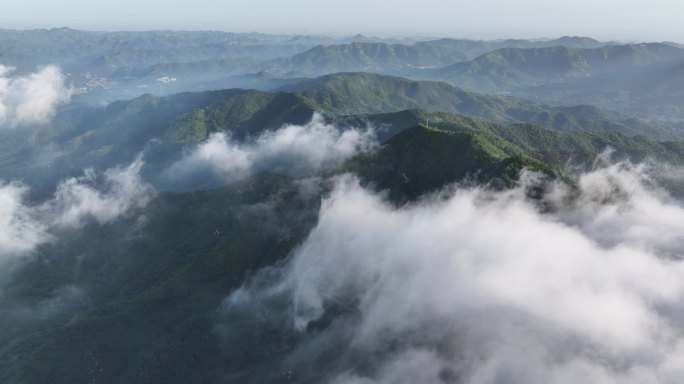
[224,159,684,383]
[0,182,49,258]
[0,156,154,262]
[164,113,376,185]
[46,155,155,228]
[0,65,71,129]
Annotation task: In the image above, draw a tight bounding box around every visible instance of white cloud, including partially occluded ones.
[165,113,376,182]
[46,155,155,228]
[0,65,71,129]
[0,156,154,262]
[0,182,50,259]
[224,160,684,384]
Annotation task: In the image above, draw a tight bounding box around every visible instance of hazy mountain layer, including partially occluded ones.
[426,43,684,119]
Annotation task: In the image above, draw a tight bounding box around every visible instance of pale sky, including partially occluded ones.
[2,0,683,42]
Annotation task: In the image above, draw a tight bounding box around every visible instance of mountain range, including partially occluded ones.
[3,28,684,384]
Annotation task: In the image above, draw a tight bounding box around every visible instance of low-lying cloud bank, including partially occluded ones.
[0,65,71,129]
[0,156,154,262]
[165,113,376,184]
[224,160,684,383]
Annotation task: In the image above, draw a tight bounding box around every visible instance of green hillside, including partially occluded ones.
[339,109,684,167]
[281,73,676,138]
[2,72,681,195]
[343,125,555,201]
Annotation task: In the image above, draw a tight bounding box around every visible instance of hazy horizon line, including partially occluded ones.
[1,26,677,45]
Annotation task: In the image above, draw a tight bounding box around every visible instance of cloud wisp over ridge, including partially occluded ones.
[0,155,154,262]
[0,65,71,129]
[165,113,377,185]
[223,160,684,384]
[0,182,49,258]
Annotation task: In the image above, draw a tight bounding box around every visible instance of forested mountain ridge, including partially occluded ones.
[3,25,684,384]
